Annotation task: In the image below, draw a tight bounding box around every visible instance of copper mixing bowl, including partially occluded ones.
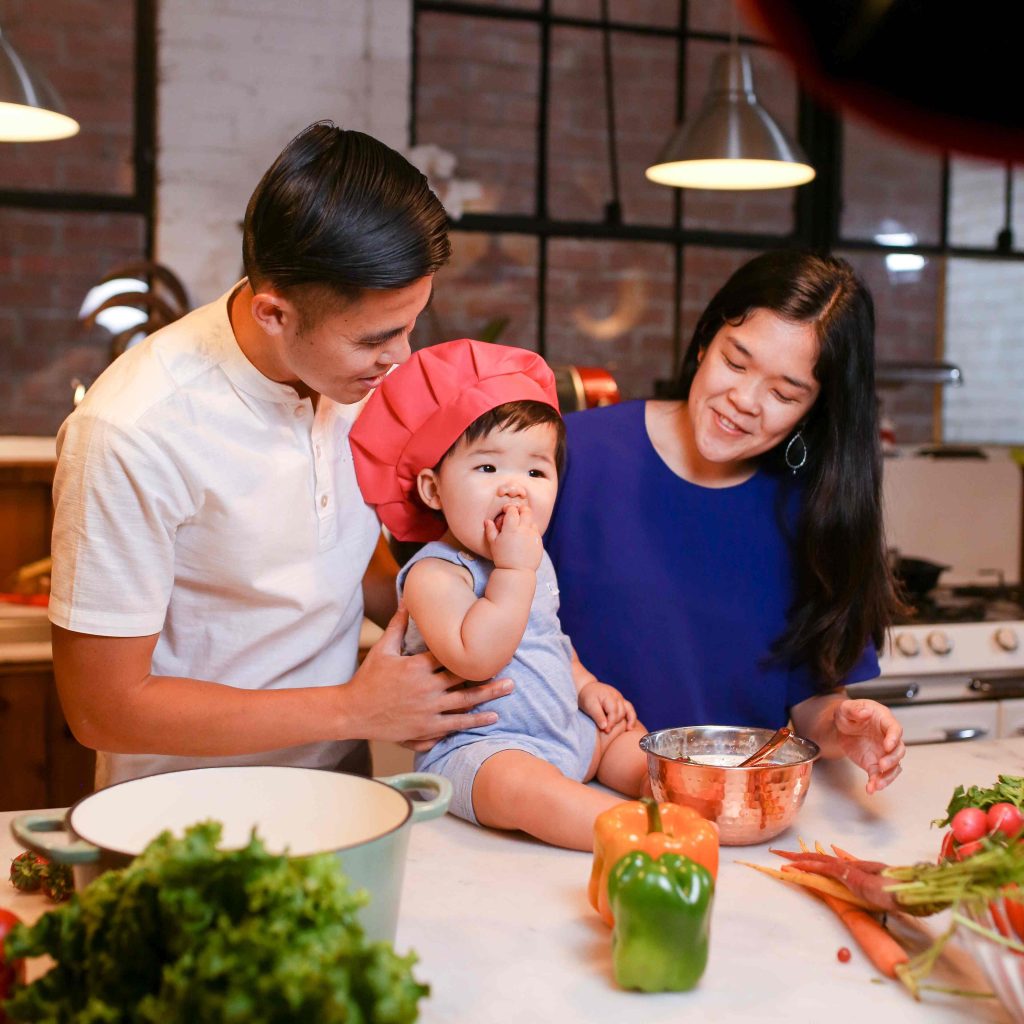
[641,725,820,846]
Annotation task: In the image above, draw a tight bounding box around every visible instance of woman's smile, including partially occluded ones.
[712,409,749,435]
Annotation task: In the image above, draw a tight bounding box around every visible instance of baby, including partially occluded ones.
[351,339,649,850]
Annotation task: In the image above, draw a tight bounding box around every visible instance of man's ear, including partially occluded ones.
[250,288,296,337]
[416,468,443,511]
[696,346,706,364]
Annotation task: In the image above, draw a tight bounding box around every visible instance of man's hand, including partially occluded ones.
[578,680,637,733]
[833,698,906,794]
[485,503,542,572]
[340,605,514,744]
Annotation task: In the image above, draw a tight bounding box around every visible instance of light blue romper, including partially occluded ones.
[397,540,598,824]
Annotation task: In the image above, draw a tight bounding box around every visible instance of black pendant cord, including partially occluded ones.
[599,0,622,225]
[997,161,1015,254]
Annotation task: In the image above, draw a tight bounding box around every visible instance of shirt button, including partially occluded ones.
[294,406,304,418]
[320,494,329,509]
[315,444,322,458]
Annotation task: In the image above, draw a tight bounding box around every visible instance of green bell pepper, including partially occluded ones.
[607,849,714,992]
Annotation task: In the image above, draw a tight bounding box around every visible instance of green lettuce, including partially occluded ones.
[3,821,427,1023]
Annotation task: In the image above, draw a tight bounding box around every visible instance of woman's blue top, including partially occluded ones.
[544,401,879,732]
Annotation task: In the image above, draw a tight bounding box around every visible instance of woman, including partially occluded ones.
[545,250,906,793]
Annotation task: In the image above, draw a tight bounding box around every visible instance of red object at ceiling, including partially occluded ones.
[739,0,1024,161]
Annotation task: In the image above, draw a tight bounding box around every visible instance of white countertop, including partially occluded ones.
[0,436,56,465]
[0,604,52,665]
[4,740,1024,1021]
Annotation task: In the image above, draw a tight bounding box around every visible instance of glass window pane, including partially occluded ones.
[840,116,943,246]
[416,13,540,216]
[678,41,798,235]
[0,6,136,195]
[548,26,676,225]
[943,258,1024,444]
[0,210,147,435]
[553,0,679,29]
[545,239,675,400]
[947,156,1024,251]
[838,249,942,445]
[411,232,539,351]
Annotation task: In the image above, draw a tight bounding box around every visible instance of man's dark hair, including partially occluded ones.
[242,121,451,307]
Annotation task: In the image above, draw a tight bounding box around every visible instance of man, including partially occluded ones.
[49,122,511,787]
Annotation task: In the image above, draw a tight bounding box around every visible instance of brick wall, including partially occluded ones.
[0,0,136,194]
[156,0,412,308]
[0,0,412,435]
[0,0,1004,443]
[413,2,944,435]
[0,1,138,436]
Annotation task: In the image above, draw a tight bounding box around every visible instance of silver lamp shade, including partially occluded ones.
[646,49,813,190]
[0,26,79,142]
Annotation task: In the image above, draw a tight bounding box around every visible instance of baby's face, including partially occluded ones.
[423,422,560,559]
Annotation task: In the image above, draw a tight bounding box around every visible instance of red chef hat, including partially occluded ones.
[350,339,559,542]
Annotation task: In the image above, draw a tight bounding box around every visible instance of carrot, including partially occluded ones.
[818,892,909,979]
[831,843,857,861]
[738,861,876,910]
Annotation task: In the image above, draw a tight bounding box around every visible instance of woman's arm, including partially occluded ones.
[791,692,906,793]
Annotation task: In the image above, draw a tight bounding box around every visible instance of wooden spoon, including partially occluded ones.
[737,726,793,768]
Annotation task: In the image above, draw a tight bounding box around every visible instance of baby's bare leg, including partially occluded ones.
[472,749,626,851]
[595,725,650,797]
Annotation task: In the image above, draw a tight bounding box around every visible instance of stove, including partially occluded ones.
[851,586,1024,745]
[845,446,1024,745]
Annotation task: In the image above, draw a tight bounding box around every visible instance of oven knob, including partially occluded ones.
[895,632,920,657]
[926,630,952,656]
[995,627,1020,652]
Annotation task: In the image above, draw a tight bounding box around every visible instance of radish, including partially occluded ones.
[986,802,1024,838]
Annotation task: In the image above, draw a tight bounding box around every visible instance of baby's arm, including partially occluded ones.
[402,506,539,680]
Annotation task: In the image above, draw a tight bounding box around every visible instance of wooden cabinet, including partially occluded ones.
[0,662,94,812]
[0,458,55,585]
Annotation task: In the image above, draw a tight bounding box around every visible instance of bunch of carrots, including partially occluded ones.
[741,841,914,985]
[742,835,1024,999]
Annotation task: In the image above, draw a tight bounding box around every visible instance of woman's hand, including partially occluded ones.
[578,681,637,732]
[832,698,906,794]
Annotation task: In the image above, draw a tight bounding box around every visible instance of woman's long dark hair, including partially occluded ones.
[675,249,902,688]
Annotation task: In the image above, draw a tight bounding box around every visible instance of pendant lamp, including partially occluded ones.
[645,33,813,190]
[0,23,79,142]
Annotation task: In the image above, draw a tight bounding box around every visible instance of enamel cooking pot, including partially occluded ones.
[11,766,451,942]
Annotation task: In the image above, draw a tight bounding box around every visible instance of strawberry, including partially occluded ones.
[8,852,44,893]
[39,861,73,903]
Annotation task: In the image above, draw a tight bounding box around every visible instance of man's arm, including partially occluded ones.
[362,531,400,629]
[53,611,514,755]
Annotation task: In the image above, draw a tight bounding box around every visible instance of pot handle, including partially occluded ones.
[10,812,100,865]
[377,772,452,823]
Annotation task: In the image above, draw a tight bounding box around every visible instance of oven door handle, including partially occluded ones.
[941,727,988,744]
[855,682,920,702]
[905,726,989,746]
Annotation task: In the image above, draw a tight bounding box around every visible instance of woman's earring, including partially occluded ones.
[785,430,808,473]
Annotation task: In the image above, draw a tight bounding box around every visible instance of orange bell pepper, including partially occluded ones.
[589,797,719,926]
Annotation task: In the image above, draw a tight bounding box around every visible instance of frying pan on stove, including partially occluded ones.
[893,557,949,600]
